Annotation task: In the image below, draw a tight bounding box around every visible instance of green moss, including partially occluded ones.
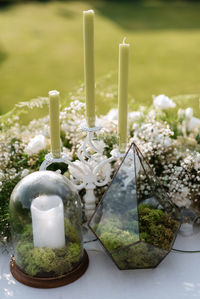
[20,224,33,242]
[95,216,122,235]
[15,221,82,277]
[138,204,179,251]
[64,218,81,243]
[100,229,138,252]
[112,242,167,270]
[96,204,179,269]
[97,215,139,252]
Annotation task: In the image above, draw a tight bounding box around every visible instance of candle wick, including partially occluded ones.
[123,37,127,44]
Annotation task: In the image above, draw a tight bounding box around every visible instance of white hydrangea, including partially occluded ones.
[25,135,46,155]
[153,94,176,110]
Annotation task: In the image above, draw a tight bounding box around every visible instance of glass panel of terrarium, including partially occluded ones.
[111,241,168,270]
[134,144,180,252]
[89,144,141,252]
[134,144,179,217]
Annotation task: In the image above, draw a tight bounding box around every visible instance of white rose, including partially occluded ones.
[185,108,193,120]
[129,111,144,121]
[153,95,176,110]
[106,109,118,121]
[25,135,46,155]
[187,117,200,131]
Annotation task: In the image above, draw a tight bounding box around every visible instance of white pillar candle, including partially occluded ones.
[31,195,65,249]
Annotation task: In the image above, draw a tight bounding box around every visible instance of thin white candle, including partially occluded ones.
[31,195,65,249]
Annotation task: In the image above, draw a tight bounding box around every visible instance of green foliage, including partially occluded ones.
[98,134,118,158]
[9,201,31,236]
[138,204,179,250]
[112,241,167,270]
[16,222,82,277]
[95,216,122,235]
[28,149,48,171]
[1,1,200,117]
[96,204,179,269]
[16,241,81,277]
[60,130,73,150]
[0,176,19,243]
[0,98,49,128]
[46,162,68,174]
[0,138,30,243]
[196,133,200,144]
[97,216,138,252]
[64,218,81,243]
[100,230,138,252]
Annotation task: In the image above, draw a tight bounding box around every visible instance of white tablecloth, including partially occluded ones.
[1,229,200,299]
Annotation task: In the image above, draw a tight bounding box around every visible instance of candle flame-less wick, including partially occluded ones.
[123,37,127,44]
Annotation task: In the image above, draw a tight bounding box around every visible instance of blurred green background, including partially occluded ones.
[0,0,200,116]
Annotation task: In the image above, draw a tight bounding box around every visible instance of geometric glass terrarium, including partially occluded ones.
[89,143,180,270]
[9,171,89,288]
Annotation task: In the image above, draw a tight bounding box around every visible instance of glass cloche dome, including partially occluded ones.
[9,170,88,288]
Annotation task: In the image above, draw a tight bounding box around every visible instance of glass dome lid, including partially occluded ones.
[9,170,88,288]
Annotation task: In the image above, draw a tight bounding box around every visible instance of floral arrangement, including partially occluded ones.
[0,79,200,244]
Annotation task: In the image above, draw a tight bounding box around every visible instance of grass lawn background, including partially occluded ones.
[0,0,200,117]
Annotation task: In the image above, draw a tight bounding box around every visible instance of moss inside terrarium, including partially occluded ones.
[15,219,82,277]
[112,241,167,270]
[95,204,179,269]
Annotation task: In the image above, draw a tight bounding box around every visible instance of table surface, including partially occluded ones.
[1,229,200,299]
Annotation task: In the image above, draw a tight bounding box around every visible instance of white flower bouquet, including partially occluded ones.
[0,82,199,243]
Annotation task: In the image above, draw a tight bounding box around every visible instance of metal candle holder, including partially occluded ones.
[40,125,126,223]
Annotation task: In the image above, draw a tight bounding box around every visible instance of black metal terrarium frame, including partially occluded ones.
[88,142,181,270]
